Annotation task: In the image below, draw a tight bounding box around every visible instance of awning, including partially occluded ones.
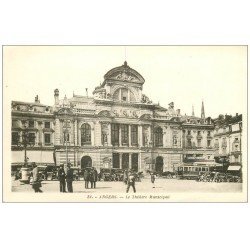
[12,150,54,164]
[228,165,241,171]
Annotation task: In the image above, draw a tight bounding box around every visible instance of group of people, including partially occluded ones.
[57,163,74,193]
[57,164,98,192]
[28,162,157,193]
[83,167,98,189]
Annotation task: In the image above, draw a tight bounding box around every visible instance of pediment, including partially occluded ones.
[104,62,145,85]
[109,71,141,83]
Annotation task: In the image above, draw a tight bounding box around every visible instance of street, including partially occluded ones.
[12,177,242,193]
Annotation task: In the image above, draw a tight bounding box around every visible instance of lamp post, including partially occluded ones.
[63,110,71,172]
[18,121,36,184]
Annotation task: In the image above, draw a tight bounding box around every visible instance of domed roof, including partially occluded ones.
[103,61,145,85]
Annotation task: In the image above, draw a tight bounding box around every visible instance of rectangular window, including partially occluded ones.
[28,120,35,128]
[197,131,201,136]
[111,124,119,146]
[143,126,148,146]
[207,140,211,147]
[187,139,192,147]
[197,139,201,147]
[122,153,129,169]
[45,121,50,128]
[188,130,191,135]
[121,124,129,145]
[64,133,70,142]
[12,132,19,145]
[28,133,36,144]
[44,133,51,144]
[173,135,177,146]
[131,125,138,146]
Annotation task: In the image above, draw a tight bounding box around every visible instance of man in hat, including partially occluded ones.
[90,167,98,189]
[84,168,90,189]
[32,162,43,193]
[126,170,136,193]
[66,163,74,193]
[58,164,66,192]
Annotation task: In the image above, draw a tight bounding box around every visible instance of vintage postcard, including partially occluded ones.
[2,45,247,202]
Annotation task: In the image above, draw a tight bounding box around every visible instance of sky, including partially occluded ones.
[3,46,247,118]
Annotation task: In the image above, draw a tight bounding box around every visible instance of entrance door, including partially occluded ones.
[122,153,129,170]
[113,153,120,168]
[155,156,163,174]
[131,153,139,172]
[81,156,92,169]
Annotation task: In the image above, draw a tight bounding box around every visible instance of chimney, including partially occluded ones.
[86,88,88,97]
[176,109,180,115]
[35,95,40,103]
[236,113,238,117]
[192,105,195,116]
[201,100,205,119]
[54,89,59,105]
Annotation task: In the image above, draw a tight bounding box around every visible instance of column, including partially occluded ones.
[120,153,122,169]
[73,120,77,166]
[128,125,131,147]
[108,123,111,146]
[59,119,64,145]
[78,121,81,147]
[74,120,77,145]
[119,125,122,146]
[138,153,141,171]
[70,120,74,145]
[149,125,152,146]
[179,130,182,148]
[91,122,95,146]
[54,118,60,145]
[138,125,143,147]
[129,153,131,169]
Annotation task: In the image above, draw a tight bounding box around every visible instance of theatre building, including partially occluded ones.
[11,61,216,173]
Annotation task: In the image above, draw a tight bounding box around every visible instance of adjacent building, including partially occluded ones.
[213,114,242,171]
[11,61,223,173]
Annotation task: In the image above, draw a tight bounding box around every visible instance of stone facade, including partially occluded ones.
[11,62,218,173]
[213,114,242,169]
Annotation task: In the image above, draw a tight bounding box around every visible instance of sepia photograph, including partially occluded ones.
[2,45,247,202]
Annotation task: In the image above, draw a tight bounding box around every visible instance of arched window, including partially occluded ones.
[154,127,163,147]
[113,88,136,102]
[81,123,91,145]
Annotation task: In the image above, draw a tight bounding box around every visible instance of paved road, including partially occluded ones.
[12,177,242,193]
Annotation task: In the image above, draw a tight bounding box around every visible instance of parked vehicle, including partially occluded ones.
[177,171,200,180]
[162,171,175,179]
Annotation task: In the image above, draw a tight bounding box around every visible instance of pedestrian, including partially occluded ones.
[32,163,43,193]
[91,168,98,188]
[58,164,66,192]
[89,169,94,188]
[84,168,89,189]
[126,171,136,193]
[44,171,48,181]
[123,169,128,184]
[151,172,156,188]
[66,163,74,193]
